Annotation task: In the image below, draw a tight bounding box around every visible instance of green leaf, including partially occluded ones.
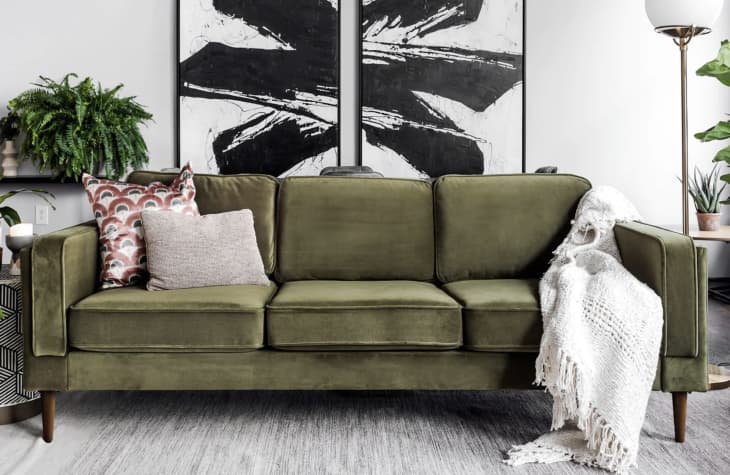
[697,40,730,86]
[0,207,21,227]
[695,121,730,142]
[0,189,56,210]
[714,144,730,164]
[75,100,87,127]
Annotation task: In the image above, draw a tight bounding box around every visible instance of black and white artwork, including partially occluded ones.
[360,0,524,177]
[178,0,339,176]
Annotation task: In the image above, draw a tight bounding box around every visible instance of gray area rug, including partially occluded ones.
[1,302,728,475]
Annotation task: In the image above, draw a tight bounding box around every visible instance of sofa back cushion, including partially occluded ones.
[127,171,277,274]
[276,177,434,281]
[434,174,591,282]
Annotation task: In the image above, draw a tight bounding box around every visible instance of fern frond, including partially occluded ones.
[8,73,152,180]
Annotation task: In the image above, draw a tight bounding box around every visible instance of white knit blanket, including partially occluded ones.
[504,186,664,473]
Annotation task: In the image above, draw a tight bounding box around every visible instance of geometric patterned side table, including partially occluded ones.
[0,265,41,424]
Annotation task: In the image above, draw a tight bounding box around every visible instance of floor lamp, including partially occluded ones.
[646,0,730,391]
[645,0,724,235]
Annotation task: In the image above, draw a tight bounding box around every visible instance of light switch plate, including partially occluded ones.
[35,205,49,225]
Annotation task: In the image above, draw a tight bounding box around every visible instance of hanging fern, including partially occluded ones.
[8,73,153,180]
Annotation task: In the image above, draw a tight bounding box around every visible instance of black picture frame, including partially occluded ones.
[175,1,342,175]
[357,1,526,176]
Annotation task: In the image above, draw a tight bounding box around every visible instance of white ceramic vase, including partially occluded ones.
[1,140,19,177]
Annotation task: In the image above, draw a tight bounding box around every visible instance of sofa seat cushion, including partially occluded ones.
[69,283,277,352]
[442,279,541,352]
[267,281,462,350]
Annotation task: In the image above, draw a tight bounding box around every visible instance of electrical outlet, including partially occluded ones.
[35,205,49,225]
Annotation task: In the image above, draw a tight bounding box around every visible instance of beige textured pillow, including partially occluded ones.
[141,209,270,290]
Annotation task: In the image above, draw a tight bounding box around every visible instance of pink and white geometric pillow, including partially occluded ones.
[82,164,199,289]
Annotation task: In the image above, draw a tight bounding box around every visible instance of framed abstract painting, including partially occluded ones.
[177,0,340,176]
[360,0,524,177]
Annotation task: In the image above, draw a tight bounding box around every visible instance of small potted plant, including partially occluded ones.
[0,111,20,177]
[8,73,153,181]
[687,164,725,231]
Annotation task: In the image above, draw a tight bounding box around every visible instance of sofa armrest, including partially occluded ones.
[30,221,99,357]
[614,221,702,358]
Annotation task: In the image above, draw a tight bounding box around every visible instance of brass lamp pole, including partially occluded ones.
[645,0,723,234]
[653,26,711,235]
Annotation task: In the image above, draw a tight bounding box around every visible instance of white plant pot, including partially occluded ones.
[1,140,19,177]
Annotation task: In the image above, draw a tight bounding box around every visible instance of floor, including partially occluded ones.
[0,302,728,475]
[708,300,730,366]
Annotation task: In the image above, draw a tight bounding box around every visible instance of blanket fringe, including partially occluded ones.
[531,347,635,473]
[504,442,572,466]
[582,408,633,473]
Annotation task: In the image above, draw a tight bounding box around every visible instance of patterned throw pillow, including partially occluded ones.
[82,164,199,288]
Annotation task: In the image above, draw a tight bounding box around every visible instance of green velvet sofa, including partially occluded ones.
[22,173,707,443]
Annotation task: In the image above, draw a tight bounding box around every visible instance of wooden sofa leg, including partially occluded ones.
[672,392,687,443]
[41,391,56,443]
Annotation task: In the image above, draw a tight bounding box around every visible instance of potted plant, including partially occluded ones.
[696,40,730,181]
[0,111,20,177]
[8,73,153,181]
[687,164,725,231]
[0,187,55,303]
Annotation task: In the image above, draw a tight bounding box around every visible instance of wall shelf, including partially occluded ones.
[0,176,80,185]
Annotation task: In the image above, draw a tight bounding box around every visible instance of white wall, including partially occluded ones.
[0,0,177,262]
[1,0,730,273]
[526,0,730,275]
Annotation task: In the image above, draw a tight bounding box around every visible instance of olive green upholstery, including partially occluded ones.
[615,222,700,358]
[31,222,99,357]
[615,223,709,391]
[21,173,709,400]
[276,177,434,281]
[442,279,541,352]
[127,171,278,274]
[65,351,537,390]
[434,174,591,281]
[21,249,68,390]
[267,281,461,350]
[69,283,277,352]
[657,246,708,392]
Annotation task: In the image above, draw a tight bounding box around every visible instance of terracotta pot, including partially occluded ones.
[697,213,722,231]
